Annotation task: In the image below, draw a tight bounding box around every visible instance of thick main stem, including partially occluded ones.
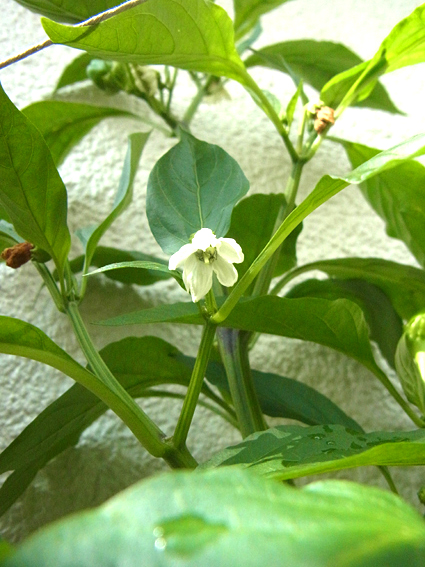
[217,328,267,437]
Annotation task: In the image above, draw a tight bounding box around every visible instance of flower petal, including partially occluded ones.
[191,228,218,251]
[186,259,213,302]
[217,238,244,263]
[168,243,195,270]
[213,256,238,287]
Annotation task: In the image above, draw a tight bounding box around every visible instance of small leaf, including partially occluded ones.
[225,193,301,291]
[234,0,292,40]
[4,468,425,567]
[286,278,403,368]
[86,261,183,287]
[42,0,248,83]
[55,52,93,90]
[0,83,71,277]
[147,131,249,254]
[22,101,140,166]
[10,0,129,24]
[285,80,304,126]
[245,40,400,113]
[77,132,149,274]
[333,137,425,268]
[0,220,23,255]
[202,424,425,480]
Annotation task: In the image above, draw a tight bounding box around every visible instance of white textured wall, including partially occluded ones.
[1,0,424,542]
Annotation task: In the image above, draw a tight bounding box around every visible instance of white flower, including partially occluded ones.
[168,228,244,302]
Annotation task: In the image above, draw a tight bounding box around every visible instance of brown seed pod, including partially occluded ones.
[314,106,335,134]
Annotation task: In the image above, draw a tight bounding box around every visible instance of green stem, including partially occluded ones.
[32,262,66,312]
[173,322,217,449]
[217,328,267,437]
[66,301,197,468]
[182,75,216,128]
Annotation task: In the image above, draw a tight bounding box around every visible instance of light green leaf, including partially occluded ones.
[333,137,425,268]
[286,278,403,368]
[0,220,23,256]
[22,101,140,166]
[4,468,425,567]
[322,4,425,111]
[147,130,249,254]
[280,257,425,322]
[202,425,425,482]
[77,132,149,276]
[42,0,248,83]
[0,83,71,278]
[86,261,183,287]
[11,0,126,23]
[55,52,93,90]
[234,0,292,40]
[245,40,400,113]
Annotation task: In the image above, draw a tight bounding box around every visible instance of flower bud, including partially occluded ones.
[395,312,425,415]
[87,60,131,94]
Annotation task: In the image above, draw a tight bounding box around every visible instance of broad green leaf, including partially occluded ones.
[281,257,425,322]
[322,4,425,111]
[4,468,425,567]
[203,361,362,430]
[0,83,71,277]
[225,193,301,291]
[76,132,149,275]
[86,261,183,288]
[55,53,93,90]
[333,137,425,268]
[11,0,124,23]
[202,425,425,482]
[147,131,249,254]
[68,246,172,286]
[234,0,292,40]
[286,278,403,368]
[245,41,400,113]
[22,101,140,166]
[42,0,248,83]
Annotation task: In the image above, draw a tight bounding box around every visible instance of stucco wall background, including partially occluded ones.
[1,0,425,542]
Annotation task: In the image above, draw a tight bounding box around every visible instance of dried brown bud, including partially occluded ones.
[1,242,34,269]
[314,106,335,134]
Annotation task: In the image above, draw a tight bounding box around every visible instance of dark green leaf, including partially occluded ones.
[55,53,93,90]
[322,4,425,111]
[42,0,248,83]
[0,83,71,277]
[76,132,149,275]
[333,137,425,268]
[245,40,400,113]
[203,360,362,430]
[202,425,425,482]
[147,131,249,254]
[234,0,292,40]
[11,0,124,23]
[4,468,425,567]
[286,278,403,368]
[282,257,425,322]
[22,101,140,166]
[68,246,172,286]
[225,194,301,291]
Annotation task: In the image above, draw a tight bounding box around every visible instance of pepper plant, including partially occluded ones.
[2,0,425,565]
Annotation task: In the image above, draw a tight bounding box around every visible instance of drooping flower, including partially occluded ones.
[168,228,244,302]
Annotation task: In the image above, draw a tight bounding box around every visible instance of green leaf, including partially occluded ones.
[42,0,248,83]
[10,0,125,23]
[76,132,149,275]
[225,193,301,291]
[55,53,93,90]
[0,220,23,256]
[0,83,71,277]
[4,468,425,567]
[202,425,425,482]
[86,261,183,288]
[204,361,362,430]
[22,101,140,166]
[322,4,425,111]
[282,257,425,322]
[285,80,304,126]
[147,130,249,254]
[333,137,425,268]
[286,278,403,368]
[234,0,292,40]
[245,40,400,113]
[68,246,172,286]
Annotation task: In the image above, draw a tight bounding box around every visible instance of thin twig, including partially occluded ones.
[0,0,147,71]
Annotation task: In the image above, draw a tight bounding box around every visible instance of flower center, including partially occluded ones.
[195,246,217,265]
